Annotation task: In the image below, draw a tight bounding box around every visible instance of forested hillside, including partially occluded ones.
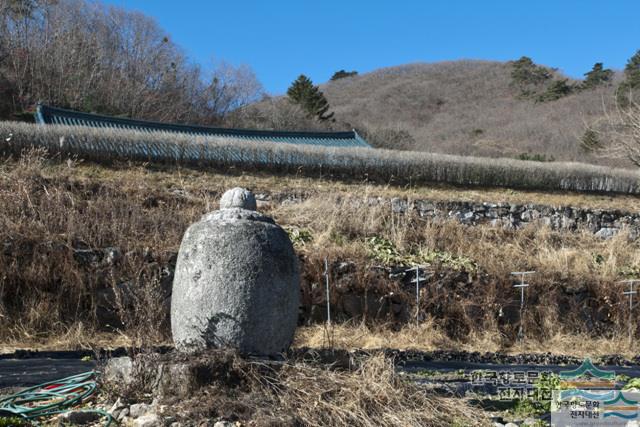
[322,61,619,162]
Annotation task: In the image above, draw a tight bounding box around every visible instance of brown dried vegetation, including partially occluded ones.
[0,151,638,355]
[104,350,487,427]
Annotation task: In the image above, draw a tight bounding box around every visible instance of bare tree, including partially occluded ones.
[0,0,263,124]
[597,100,640,166]
[200,61,263,120]
[226,97,334,131]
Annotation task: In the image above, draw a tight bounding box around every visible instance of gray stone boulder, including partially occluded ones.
[219,187,257,210]
[171,188,299,355]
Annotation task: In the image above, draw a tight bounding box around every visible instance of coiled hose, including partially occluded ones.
[0,371,113,426]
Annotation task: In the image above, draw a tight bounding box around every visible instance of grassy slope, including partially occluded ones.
[322,60,618,163]
[2,155,640,357]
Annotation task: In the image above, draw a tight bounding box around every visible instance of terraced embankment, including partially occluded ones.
[0,151,639,355]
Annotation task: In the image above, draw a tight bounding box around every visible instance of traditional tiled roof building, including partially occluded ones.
[35,104,370,148]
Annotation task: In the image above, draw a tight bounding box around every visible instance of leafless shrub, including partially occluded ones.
[226,97,333,131]
[590,99,640,166]
[360,126,416,151]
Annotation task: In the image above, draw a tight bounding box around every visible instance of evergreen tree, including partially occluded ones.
[510,56,552,87]
[286,75,334,121]
[582,63,613,89]
[581,129,601,152]
[330,70,358,80]
[624,50,640,89]
[617,50,640,106]
[536,79,574,102]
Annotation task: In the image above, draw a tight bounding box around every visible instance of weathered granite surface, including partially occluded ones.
[171,188,299,355]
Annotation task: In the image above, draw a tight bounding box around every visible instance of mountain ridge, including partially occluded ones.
[313,60,621,165]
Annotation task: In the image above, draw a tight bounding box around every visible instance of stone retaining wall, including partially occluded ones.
[389,198,639,239]
[256,193,640,239]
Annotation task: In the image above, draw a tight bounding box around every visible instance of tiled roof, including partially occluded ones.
[35,104,370,148]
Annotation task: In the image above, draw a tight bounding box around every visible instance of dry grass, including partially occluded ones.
[111,350,488,427]
[260,353,486,427]
[289,195,640,347]
[0,151,639,354]
[39,156,640,211]
[294,323,640,358]
[2,120,640,194]
[0,327,136,354]
[294,320,454,351]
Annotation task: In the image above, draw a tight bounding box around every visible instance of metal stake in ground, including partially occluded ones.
[621,279,639,346]
[324,258,331,327]
[407,265,430,326]
[511,271,535,342]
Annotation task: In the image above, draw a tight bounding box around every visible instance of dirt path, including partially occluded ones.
[0,350,639,389]
[0,358,95,388]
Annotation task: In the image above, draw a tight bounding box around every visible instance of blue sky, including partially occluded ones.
[102,0,640,95]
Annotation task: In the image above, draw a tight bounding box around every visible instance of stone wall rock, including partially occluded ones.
[255,191,640,239]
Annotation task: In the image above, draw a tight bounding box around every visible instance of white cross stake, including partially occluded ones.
[511,271,535,342]
[621,279,639,346]
[407,265,430,326]
[324,258,331,327]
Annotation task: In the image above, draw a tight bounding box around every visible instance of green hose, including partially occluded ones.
[0,371,113,426]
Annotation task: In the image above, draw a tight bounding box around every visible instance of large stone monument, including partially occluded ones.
[171,187,300,354]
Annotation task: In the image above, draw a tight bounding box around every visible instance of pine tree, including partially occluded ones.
[582,63,613,89]
[536,79,574,102]
[510,56,552,87]
[617,50,640,106]
[330,70,358,80]
[624,50,640,89]
[286,75,334,121]
[581,129,601,152]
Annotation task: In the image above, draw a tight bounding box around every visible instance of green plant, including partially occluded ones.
[507,373,559,421]
[330,70,358,80]
[366,237,477,272]
[536,79,574,102]
[617,50,640,106]
[616,374,631,383]
[618,265,640,278]
[512,397,544,417]
[623,377,640,390]
[366,236,408,265]
[286,227,314,247]
[511,56,553,88]
[0,417,29,427]
[287,75,334,121]
[624,50,640,90]
[581,129,601,152]
[582,63,613,90]
[413,369,439,378]
[418,248,477,273]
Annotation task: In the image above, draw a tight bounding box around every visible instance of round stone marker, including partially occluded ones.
[171,188,299,355]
